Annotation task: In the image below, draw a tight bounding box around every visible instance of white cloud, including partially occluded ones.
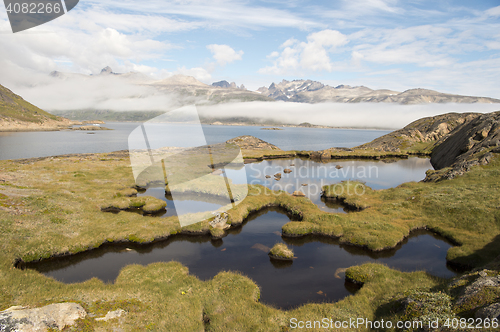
[198,101,500,130]
[83,0,322,31]
[341,0,402,15]
[259,29,348,75]
[207,44,243,66]
[350,25,457,67]
[485,6,500,18]
[175,66,212,83]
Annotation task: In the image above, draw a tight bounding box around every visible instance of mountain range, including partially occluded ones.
[256,79,500,104]
[48,67,500,105]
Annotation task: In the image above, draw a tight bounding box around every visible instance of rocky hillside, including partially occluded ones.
[0,84,72,131]
[358,111,500,180]
[428,111,500,179]
[257,79,500,104]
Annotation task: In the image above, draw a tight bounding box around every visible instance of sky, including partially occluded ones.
[0,0,499,99]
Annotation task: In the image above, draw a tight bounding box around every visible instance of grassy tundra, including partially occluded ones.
[1,141,500,330]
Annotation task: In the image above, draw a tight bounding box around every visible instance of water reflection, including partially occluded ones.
[23,208,456,309]
[139,157,432,215]
[245,157,432,212]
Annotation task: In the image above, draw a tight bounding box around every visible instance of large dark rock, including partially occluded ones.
[359,112,479,152]
[431,111,500,170]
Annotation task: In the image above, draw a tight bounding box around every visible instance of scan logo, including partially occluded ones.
[3,0,79,33]
[128,105,248,228]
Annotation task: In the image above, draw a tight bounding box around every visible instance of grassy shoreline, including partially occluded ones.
[1,148,500,330]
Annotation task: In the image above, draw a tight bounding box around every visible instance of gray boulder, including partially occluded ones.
[0,303,86,331]
[475,303,500,320]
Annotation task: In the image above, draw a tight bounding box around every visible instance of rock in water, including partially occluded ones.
[0,303,86,331]
[226,136,281,150]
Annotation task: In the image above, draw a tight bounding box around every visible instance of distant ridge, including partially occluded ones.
[257,79,500,104]
[46,67,500,106]
[212,80,246,90]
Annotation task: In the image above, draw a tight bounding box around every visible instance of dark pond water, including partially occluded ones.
[0,122,389,160]
[24,208,456,309]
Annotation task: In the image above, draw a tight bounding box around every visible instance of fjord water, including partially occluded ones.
[26,208,456,309]
[0,122,390,160]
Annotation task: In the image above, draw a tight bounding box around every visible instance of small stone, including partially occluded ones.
[283,168,292,173]
[95,309,127,322]
[292,191,306,197]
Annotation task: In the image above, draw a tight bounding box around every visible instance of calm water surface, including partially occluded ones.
[25,208,456,309]
[142,157,432,215]
[0,123,389,160]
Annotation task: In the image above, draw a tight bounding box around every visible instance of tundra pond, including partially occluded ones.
[21,157,458,308]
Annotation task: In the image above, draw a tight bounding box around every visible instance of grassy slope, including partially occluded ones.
[0,84,60,123]
[1,148,500,330]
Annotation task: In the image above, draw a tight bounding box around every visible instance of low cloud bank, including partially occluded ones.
[4,72,499,130]
[198,101,500,129]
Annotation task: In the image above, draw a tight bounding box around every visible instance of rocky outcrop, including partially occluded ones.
[476,303,500,320]
[357,111,500,181]
[0,303,86,331]
[73,125,112,131]
[226,136,281,150]
[427,111,500,179]
[209,212,230,230]
[359,112,479,152]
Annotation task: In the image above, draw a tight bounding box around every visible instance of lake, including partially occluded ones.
[0,122,390,160]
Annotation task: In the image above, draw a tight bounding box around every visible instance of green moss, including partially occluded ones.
[209,227,225,238]
[398,290,455,328]
[269,243,294,260]
[455,287,500,317]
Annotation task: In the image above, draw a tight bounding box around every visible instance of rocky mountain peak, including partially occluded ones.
[212,80,231,88]
[100,66,114,75]
[212,80,246,89]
